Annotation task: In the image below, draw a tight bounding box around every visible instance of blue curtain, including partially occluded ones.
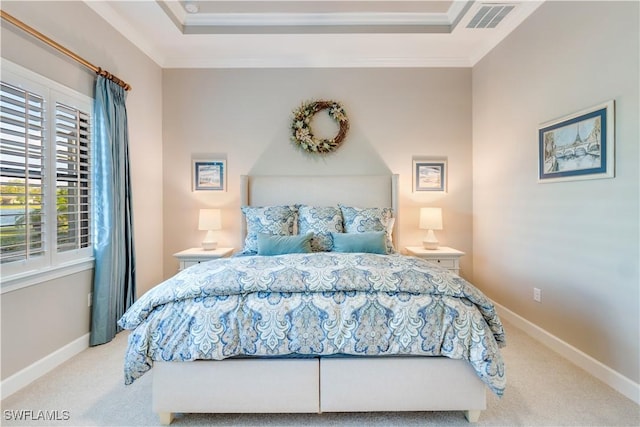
[90,76,136,346]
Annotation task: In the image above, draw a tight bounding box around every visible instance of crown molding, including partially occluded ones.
[161,54,473,69]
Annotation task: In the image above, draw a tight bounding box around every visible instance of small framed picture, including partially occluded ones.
[413,159,447,192]
[193,160,226,191]
[538,100,614,183]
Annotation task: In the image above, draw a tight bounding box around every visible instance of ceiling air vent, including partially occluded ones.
[466,3,516,29]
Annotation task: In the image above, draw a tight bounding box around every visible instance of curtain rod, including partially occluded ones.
[0,10,131,91]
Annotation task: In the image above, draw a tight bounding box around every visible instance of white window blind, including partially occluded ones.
[0,82,46,263]
[55,102,91,253]
[0,61,93,281]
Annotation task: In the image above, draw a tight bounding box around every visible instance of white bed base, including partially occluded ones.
[151,175,488,424]
[153,357,486,424]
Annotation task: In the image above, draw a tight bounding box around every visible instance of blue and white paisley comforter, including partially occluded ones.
[118,252,506,395]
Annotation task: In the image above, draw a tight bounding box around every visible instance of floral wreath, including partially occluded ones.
[291,100,349,154]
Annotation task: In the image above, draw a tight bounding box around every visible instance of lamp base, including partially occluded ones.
[202,241,218,250]
[422,229,439,250]
[422,241,439,250]
[202,230,218,250]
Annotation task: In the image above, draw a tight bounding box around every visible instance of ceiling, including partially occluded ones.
[85,1,543,68]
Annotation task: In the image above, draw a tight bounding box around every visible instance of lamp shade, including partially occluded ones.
[419,207,443,230]
[198,209,221,231]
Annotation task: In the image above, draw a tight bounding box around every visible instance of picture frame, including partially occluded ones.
[413,159,447,192]
[538,100,614,183]
[193,159,226,191]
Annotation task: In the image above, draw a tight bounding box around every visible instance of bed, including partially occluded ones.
[118,174,506,425]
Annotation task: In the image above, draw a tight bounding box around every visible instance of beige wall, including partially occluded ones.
[472,1,639,383]
[1,271,92,377]
[162,68,473,277]
[1,1,163,379]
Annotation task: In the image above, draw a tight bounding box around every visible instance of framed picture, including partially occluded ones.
[538,100,614,183]
[193,160,226,191]
[413,159,447,192]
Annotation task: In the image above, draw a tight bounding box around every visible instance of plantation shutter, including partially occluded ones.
[55,102,91,253]
[0,82,45,263]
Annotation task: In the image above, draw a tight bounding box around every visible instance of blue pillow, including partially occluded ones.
[331,231,387,254]
[257,232,313,256]
[298,205,343,252]
[339,205,395,254]
[241,205,298,254]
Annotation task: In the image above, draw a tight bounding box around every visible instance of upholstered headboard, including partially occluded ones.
[240,174,399,246]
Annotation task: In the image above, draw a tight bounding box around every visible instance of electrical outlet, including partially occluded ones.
[533,288,542,303]
[88,292,93,307]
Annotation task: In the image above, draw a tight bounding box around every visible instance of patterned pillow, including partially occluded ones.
[298,205,344,252]
[338,204,395,254]
[241,205,298,254]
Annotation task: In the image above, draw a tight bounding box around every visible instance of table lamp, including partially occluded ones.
[198,208,221,250]
[419,207,442,250]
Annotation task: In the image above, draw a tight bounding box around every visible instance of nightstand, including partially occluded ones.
[173,247,234,271]
[405,246,465,275]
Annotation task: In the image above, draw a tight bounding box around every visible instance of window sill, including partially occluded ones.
[1,258,95,294]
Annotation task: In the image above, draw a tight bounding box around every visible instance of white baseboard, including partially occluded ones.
[1,333,90,400]
[494,302,640,405]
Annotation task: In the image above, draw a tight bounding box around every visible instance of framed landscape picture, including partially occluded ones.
[193,159,226,191]
[413,159,447,192]
[538,100,614,183]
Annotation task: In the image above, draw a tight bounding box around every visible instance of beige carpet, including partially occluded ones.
[1,320,638,426]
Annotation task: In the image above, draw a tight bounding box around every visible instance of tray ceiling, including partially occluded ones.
[85,0,543,68]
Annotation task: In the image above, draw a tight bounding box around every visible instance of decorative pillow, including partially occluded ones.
[339,204,395,254]
[241,205,298,254]
[386,217,396,242]
[298,205,344,252]
[257,232,313,256]
[331,231,387,254]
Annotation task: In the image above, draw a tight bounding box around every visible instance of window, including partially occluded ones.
[1,62,93,282]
